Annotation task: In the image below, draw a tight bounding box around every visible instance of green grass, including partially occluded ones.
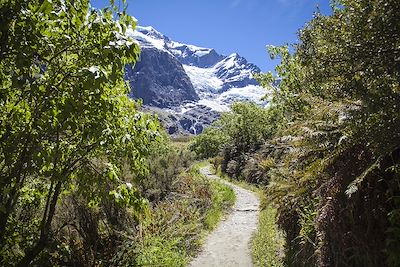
[205,180,236,230]
[252,205,285,267]
[192,161,236,229]
[124,163,236,267]
[171,135,193,150]
[195,162,236,230]
[134,236,188,267]
[193,160,210,169]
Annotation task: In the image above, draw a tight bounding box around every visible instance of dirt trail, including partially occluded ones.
[189,166,260,267]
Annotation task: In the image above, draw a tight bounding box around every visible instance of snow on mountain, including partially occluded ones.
[213,53,260,89]
[126,25,269,134]
[182,63,268,113]
[128,26,168,51]
[167,41,224,68]
[182,65,223,96]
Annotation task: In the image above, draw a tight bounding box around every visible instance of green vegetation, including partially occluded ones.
[171,135,193,150]
[112,165,235,267]
[191,102,277,181]
[0,1,235,266]
[252,205,284,267]
[0,0,158,265]
[204,180,236,229]
[190,162,235,231]
[2,0,399,265]
[189,127,229,159]
[191,0,400,266]
[214,167,263,194]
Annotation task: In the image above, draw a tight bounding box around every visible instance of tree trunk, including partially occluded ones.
[16,181,63,267]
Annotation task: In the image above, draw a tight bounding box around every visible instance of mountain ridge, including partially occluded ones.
[125,26,269,134]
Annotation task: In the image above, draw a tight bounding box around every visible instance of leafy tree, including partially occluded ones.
[189,101,273,162]
[254,0,400,266]
[0,0,161,265]
[189,127,228,159]
[190,101,277,178]
[217,102,275,151]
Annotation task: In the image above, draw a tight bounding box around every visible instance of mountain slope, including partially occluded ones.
[125,26,269,134]
[125,48,199,108]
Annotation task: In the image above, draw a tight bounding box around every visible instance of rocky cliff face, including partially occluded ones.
[124,26,269,135]
[213,53,261,91]
[168,44,224,68]
[125,48,198,108]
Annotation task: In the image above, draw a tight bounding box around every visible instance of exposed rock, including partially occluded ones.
[125,47,199,108]
[125,26,268,135]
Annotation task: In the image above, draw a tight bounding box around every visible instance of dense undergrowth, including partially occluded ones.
[0,1,236,266]
[252,205,284,267]
[112,163,235,267]
[190,0,400,266]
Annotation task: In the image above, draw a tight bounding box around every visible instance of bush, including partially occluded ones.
[189,128,228,159]
[109,166,235,266]
[253,0,400,265]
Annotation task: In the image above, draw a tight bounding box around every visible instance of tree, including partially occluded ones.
[255,0,400,266]
[217,102,275,151]
[0,0,161,265]
[189,127,228,159]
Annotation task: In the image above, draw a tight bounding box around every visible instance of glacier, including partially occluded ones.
[125,26,270,134]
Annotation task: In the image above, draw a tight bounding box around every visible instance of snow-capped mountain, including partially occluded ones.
[125,26,269,134]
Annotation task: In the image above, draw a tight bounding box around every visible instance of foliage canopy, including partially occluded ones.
[193,0,400,265]
[0,0,162,265]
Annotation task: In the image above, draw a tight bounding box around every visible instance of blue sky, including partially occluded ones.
[91,0,332,72]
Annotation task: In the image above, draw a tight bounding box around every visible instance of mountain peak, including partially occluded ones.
[136,25,161,35]
[135,26,169,43]
[126,25,268,134]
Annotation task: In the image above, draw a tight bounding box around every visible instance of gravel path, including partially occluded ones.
[189,166,260,267]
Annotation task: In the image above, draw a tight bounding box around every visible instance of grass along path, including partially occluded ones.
[118,163,235,267]
[213,169,285,266]
[189,166,260,267]
[251,205,285,267]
